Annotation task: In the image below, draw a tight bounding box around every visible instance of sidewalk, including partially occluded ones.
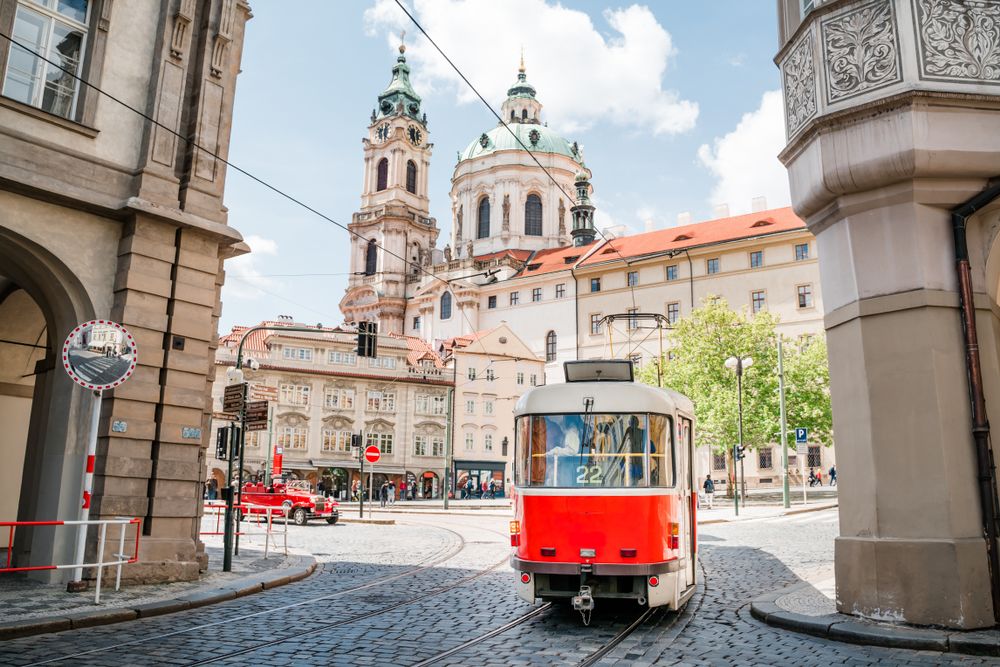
[0,539,315,640]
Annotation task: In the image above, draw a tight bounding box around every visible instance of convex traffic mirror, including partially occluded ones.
[62,320,137,391]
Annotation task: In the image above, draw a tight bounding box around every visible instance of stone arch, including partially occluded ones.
[0,226,97,578]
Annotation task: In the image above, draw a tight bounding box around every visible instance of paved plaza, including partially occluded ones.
[0,507,994,665]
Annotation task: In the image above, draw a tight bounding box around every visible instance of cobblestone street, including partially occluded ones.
[0,508,994,666]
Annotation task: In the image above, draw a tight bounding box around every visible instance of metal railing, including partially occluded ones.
[1,517,141,604]
[201,502,288,559]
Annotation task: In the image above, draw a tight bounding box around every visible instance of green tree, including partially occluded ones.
[783,336,833,447]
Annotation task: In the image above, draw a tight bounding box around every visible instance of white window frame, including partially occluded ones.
[329,350,357,366]
[279,383,310,406]
[278,426,308,450]
[484,433,493,452]
[282,346,313,361]
[464,432,474,451]
[431,437,445,457]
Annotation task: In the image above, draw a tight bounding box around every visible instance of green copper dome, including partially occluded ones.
[458,123,582,162]
[375,46,423,123]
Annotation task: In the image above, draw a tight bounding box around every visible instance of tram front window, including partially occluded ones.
[516,413,673,487]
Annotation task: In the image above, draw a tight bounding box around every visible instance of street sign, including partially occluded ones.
[364,445,381,463]
[245,400,268,431]
[223,382,247,413]
[795,427,808,444]
[250,384,278,402]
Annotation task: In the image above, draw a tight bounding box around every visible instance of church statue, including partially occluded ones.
[422,246,432,267]
[558,198,566,236]
[455,205,463,242]
[466,240,474,259]
[444,245,452,262]
[502,193,510,232]
[370,109,376,123]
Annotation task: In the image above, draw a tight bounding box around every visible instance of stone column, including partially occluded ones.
[776,0,1000,628]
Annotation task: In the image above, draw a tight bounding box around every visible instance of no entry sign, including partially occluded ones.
[364,445,381,464]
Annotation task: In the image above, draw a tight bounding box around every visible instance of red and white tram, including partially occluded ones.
[510,360,698,616]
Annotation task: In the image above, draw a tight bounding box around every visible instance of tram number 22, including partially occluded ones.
[576,465,602,485]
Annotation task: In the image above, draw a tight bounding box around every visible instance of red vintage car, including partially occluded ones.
[240,480,339,526]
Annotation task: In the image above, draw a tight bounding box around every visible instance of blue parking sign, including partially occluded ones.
[795,427,808,444]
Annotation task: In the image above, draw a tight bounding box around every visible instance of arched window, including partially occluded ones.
[364,239,377,276]
[510,110,515,121]
[440,291,453,320]
[477,197,490,239]
[525,194,543,236]
[376,158,388,191]
[406,160,417,194]
[545,330,557,362]
[521,109,528,121]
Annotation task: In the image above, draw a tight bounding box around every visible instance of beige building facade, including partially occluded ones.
[0,0,251,583]
[210,322,452,500]
[777,0,1000,628]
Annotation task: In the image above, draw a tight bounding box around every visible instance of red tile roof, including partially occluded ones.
[579,207,805,267]
[473,249,533,263]
[516,242,597,278]
[438,326,499,355]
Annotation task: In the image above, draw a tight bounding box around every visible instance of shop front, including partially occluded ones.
[453,460,506,498]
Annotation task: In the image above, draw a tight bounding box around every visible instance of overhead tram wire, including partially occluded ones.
[0,31,495,360]
[391,0,640,321]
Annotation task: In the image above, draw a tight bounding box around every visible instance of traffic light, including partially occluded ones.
[357,321,378,358]
[215,426,230,460]
[734,444,746,461]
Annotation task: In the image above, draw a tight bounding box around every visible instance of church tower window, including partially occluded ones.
[545,330,557,362]
[440,291,453,320]
[406,160,417,194]
[477,197,490,239]
[364,240,377,276]
[376,158,388,191]
[521,109,528,121]
[525,194,543,236]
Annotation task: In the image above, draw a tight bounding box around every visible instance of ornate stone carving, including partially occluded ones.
[502,193,510,232]
[558,199,566,236]
[781,28,818,136]
[914,0,1000,83]
[455,204,462,242]
[466,240,474,258]
[821,0,901,103]
[443,245,452,262]
[170,0,195,58]
[210,0,237,77]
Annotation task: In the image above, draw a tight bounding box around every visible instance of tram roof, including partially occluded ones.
[514,380,693,417]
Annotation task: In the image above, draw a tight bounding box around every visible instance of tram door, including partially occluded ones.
[680,415,696,588]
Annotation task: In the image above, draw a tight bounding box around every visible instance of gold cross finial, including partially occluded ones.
[519,46,525,73]
[399,30,406,54]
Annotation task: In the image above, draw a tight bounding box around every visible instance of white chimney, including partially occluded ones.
[713,203,730,219]
[751,196,767,213]
[644,218,654,232]
[676,212,691,226]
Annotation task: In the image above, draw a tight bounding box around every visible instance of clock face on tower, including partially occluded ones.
[375,123,391,142]
[408,126,422,146]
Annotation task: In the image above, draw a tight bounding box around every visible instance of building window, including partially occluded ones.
[366,432,394,455]
[467,367,476,381]
[485,369,495,381]
[795,243,809,261]
[413,316,421,330]
[545,330,557,362]
[465,433,474,451]
[365,239,377,275]
[366,390,395,412]
[626,307,639,330]
[530,374,537,386]
[525,194,543,236]
[750,250,763,268]
[590,313,603,335]
[666,302,680,325]
[279,384,310,406]
[808,445,822,468]
[706,258,720,275]
[477,197,490,239]
[322,429,352,453]
[590,277,601,292]
[415,394,447,416]
[712,452,727,471]
[324,388,354,409]
[516,372,524,385]
[406,160,417,194]
[797,284,814,308]
[368,356,397,369]
[278,426,309,450]
[414,435,428,456]
[484,433,494,452]
[376,158,388,191]
[666,265,678,281]
[3,0,89,119]
[282,347,313,361]
[555,283,565,299]
[532,287,542,302]
[485,399,494,415]
[440,291,453,319]
[431,437,445,457]
[627,270,639,287]
[465,399,475,414]
[487,295,497,309]
[751,290,766,314]
[329,350,357,366]
[510,291,519,306]
[758,447,774,470]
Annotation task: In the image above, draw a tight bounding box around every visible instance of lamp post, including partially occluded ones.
[725,355,753,513]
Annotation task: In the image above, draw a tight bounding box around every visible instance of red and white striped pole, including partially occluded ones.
[70,389,102,585]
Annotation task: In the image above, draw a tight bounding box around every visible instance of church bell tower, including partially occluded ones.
[340,40,438,335]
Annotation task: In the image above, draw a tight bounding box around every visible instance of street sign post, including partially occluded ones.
[364,445,381,463]
[245,400,269,431]
[223,382,247,413]
[249,384,278,403]
[795,427,808,504]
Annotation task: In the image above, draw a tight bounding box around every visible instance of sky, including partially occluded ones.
[220,0,790,331]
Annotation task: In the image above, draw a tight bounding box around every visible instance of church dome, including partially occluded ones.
[459,123,582,162]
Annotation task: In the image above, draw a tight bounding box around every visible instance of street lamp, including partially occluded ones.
[725,355,753,515]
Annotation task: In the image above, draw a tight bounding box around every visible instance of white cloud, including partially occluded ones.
[364,0,698,136]
[697,89,791,216]
[224,234,279,299]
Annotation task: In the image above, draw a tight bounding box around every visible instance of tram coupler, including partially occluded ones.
[572,585,595,613]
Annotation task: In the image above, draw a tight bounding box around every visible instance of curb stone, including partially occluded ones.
[0,554,316,641]
[751,581,1000,657]
[699,502,838,525]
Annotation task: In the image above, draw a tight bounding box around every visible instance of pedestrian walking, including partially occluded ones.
[808,469,817,487]
[488,478,497,500]
[379,482,388,508]
[388,480,396,505]
[829,465,837,486]
[817,469,823,486]
[702,475,715,509]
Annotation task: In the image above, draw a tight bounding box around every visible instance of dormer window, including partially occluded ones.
[673,234,692,242]
[751,220,773,228]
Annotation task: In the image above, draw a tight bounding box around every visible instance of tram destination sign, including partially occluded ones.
[223,382,247,413]
[245,400,269,431]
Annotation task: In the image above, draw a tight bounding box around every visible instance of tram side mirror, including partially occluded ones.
[62,320,137,391]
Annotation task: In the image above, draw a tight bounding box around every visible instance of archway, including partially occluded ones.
[420,471,438,499]
[321,467,349,500]
[0,227,95,579]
